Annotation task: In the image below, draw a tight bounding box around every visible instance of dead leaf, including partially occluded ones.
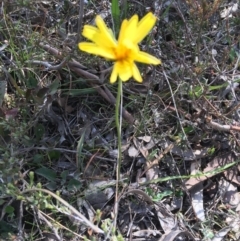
[185,152,238,190]
[145,137,157,149]
[133,137,149,158]
[212,227,231,241]
[128,145,139,157]
[155,202,177,233]
[158,230,195,241]
[189,161,205,221]
[224,167,240,186]
[159,139,209,160]
[137,136,151,142]
[226,215,240,239]
[133,229,161,237]
[220,3,238,19]
[219,179,240,207]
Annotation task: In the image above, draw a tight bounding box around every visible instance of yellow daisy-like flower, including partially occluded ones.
[78,12,161,83]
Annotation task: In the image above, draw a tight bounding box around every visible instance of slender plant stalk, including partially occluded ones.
[116,79,122,183]
[110,1,122,231]
[21,188,104,234]
[113,79,122,229]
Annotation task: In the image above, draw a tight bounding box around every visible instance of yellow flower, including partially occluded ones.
[79,12,161,83]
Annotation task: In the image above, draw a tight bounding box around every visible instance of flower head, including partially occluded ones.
[79,12,161,83]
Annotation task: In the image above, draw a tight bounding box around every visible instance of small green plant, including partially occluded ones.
[146,188,173,202]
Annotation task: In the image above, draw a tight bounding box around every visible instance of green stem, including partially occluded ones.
[116,79,122,182]
[113,78,122,229]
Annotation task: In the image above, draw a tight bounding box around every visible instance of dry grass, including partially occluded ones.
[0,0,240,240]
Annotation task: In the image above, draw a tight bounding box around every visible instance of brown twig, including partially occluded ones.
[205,116,240,132]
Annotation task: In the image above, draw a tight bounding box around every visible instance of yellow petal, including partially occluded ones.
[122,39,139,57]
[110,63,118,83]
[121,15,138,43]
[82,25,98,41]
[118,19,128,44]
[132,63,142,82]
[135,51,161,65]
[112,61,132,82]
[117,61,133,81]
[133,12,157,44]
[82,23,117,49]
[78,43,116,59]
[95,15,117,48]
[110,62,142,83]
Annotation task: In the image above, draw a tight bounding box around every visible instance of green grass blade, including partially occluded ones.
[111,0,120,34]
[76,127,86,172]
[122,0,128,19]
[64,88,97,96]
